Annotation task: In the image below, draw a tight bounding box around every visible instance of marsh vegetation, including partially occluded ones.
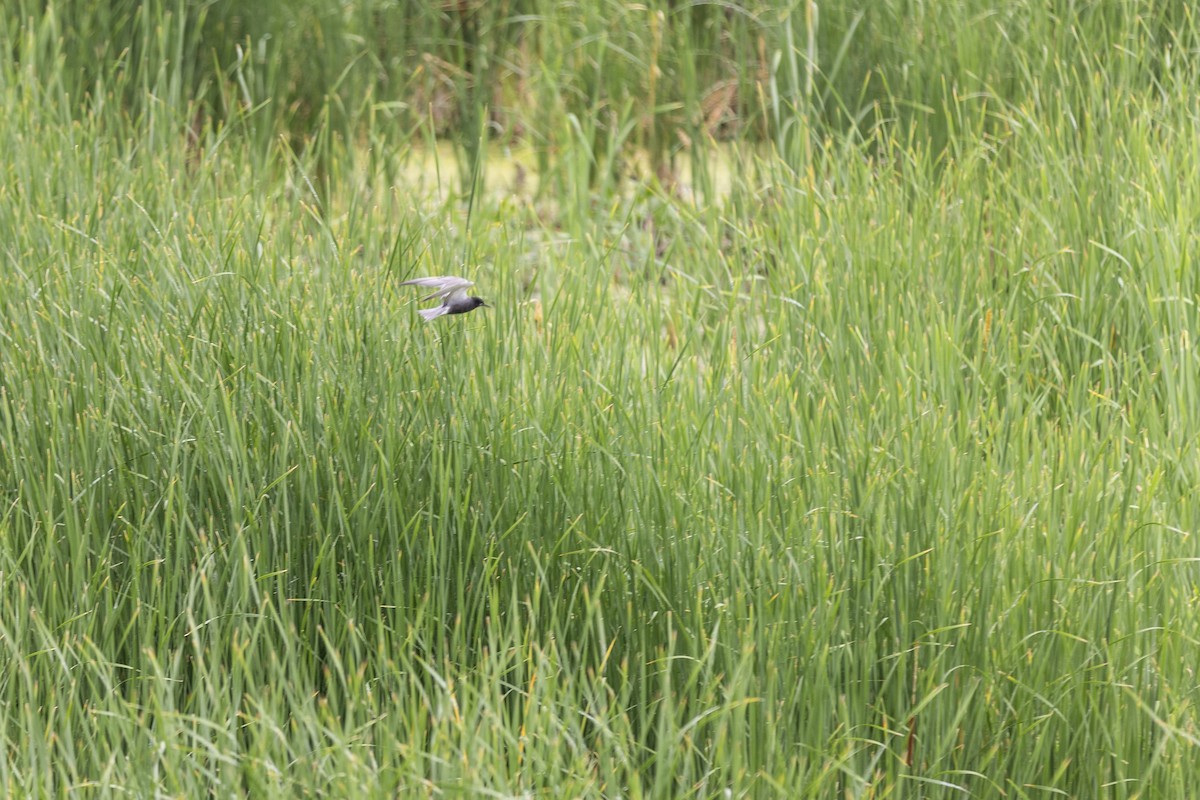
[2,2,1199,797]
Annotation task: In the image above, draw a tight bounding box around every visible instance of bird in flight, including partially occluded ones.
[399,275,489,321]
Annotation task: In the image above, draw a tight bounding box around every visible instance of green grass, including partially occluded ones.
[2,2,1200,797]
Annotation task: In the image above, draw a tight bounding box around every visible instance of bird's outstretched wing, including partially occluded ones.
[399,275,474,302]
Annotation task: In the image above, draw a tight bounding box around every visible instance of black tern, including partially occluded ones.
[399,275,489,321]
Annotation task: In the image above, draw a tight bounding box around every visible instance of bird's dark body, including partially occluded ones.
[445,296,488,315]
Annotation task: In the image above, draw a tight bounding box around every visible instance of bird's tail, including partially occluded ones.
[418,306,448,321]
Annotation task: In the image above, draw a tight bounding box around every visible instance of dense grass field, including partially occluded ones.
[3,1,1200,797]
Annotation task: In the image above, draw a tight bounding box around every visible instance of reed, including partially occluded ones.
[1,2,1198,797]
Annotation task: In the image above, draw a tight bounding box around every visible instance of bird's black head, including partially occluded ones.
[468,296,489,310]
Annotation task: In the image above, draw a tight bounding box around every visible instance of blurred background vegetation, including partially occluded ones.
[11,0,1196,190]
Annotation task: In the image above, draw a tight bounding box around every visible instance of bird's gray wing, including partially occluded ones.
[445,285,471,303]
[399,276,474,302]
